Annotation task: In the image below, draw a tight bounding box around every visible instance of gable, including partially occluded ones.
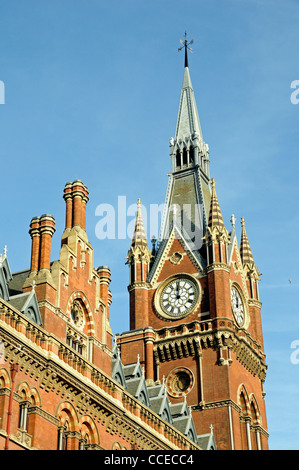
[148,227,205,287]
[0,256,12,301]
[8,289,42,326]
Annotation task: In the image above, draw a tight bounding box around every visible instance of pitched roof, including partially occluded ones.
[197,431,217,450]
[8,269,30,296]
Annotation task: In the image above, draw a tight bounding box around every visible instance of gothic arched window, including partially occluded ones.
[176,150,181,169]
[182,148,188,166]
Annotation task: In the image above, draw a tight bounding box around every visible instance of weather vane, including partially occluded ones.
[178,31,193,68]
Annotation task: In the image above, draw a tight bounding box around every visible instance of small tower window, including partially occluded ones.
[189,146,194,164]
[176,150,181,169]
[182,148,188,166]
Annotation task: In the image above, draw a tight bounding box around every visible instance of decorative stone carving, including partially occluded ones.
[169,252,184,265]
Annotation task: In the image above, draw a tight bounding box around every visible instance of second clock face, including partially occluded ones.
[231,287,245,326]
[160,277,198,317]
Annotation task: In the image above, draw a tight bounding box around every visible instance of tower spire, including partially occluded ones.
[158,36,211,246]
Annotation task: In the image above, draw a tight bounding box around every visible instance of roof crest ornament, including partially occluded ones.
[178,31,193,68]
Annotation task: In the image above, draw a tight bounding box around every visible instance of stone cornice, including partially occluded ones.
[206,262,231,273]
[128,281,150,292]
[152,320,267,380]
[248,298,262,309]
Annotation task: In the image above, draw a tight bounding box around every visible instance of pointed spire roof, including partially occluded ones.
[130,199,148,249]
[175,65,203,142]
[240,217,255,266]
[207,179,225,230]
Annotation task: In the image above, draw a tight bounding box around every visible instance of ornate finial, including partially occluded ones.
[151,235,157,256]
[209,424,214,434]
[3,246,7,258]
[210,178,216,190]
[32,280,36,290]
[178,32,193,68]
[230,214,236,227]
[241,217,245,228]
[137,354,140,363]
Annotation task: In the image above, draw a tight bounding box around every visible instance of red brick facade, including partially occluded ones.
[0,180,200,451]
[117,204,269,450]
[0,58,268,451]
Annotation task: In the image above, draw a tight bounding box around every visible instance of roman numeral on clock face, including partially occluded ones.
[160,277,198,317]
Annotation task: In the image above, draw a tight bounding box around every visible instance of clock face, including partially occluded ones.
[231,287,245,326]
[160,277,198,317]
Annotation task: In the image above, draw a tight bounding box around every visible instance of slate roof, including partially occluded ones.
[197,431,217,450]
[0,257,42,326]
[111,345,209,447]
[8,269,30,296]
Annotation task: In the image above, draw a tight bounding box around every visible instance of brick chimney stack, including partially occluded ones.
[29,214,55,273]
[63,182,73,230]
[63,180,89,232]
[39,214,56,271]
[29,216,41,273]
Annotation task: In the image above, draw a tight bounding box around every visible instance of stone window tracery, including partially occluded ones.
[70,300,84,329]
[166,367,194,398]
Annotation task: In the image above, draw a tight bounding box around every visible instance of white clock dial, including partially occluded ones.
[160,278,198,317]
[231,287,245,326]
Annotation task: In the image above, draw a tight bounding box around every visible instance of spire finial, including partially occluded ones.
[178,32,193,68]
[207,178,226,231]
[240,217,255,266]
[130,198,148,249]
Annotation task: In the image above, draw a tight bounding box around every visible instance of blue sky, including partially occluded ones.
[0,0,298,450]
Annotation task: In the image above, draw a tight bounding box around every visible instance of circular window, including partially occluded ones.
[70,300,84,329]
[166,367,194,398]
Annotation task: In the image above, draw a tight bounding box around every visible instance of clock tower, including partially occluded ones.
[116,39,269,450]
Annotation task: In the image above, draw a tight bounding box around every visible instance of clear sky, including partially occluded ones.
[0,0,298,450]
